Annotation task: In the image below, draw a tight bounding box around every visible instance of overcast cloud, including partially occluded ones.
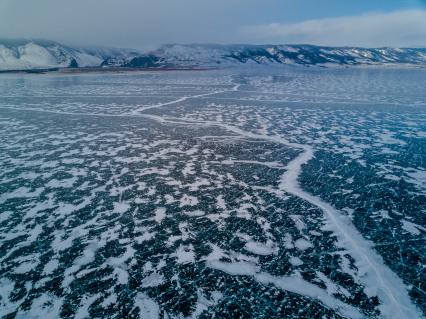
[0,0,425,48]
[240,10,426,47]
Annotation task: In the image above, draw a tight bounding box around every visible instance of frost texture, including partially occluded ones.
[0,67,425,318]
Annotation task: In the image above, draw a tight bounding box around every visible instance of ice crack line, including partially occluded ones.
[130,78,419,318]
[140,114,421,319]
[0,82,421,318]
[129,83,240,114]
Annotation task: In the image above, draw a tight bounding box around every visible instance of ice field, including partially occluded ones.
[0,67,425,318]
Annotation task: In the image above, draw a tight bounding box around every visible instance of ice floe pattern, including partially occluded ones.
[0,67,425,319]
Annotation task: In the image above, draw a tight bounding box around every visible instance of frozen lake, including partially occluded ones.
[0,67,425,318]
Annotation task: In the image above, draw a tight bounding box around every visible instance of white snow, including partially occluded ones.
[244,241,277,256]
[179,194,199,207]
[401,220,425,236]
[294,238,313,251]
[134,293,160,319]
[153,207,167,223]
[0,40,136,70]
[208,260,363,319]
[174,244,195,264]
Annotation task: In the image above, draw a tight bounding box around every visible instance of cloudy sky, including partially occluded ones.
[0,0,425,49]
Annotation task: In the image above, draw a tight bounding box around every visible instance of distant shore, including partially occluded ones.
[1,63,425,75]
[0,66,218,75]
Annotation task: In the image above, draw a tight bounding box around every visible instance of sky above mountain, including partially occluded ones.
[0,0,426,49]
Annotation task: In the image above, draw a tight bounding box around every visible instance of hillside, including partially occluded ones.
[1,39,426,71]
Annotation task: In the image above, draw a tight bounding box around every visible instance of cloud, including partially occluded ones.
[0,0,264,49]
[1,1,426,49]
[240,10,426,47]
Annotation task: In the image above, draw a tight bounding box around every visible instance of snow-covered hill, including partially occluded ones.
[127,44,426,68]
[1,39,426,71]
[0,39,140,71]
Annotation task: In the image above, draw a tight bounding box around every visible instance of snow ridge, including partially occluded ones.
[1,39,426,71]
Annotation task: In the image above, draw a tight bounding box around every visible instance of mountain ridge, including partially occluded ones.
[1,39,426,71]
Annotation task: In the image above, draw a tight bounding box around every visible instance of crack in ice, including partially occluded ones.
[0,80,421,318]
[134,83,421,319]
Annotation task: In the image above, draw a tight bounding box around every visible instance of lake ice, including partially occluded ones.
[0,66,425,318]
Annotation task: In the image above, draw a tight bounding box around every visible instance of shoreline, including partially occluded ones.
[0,66,219,75]
[1,63,425,75]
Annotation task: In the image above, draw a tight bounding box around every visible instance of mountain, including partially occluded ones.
[1,39,426,71]
[0,39,140,71]
[116,44,426,68]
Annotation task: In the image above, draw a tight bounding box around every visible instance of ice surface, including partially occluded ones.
[0,67,424,318]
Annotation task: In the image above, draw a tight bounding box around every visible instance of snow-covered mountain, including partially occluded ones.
[0,39,140,71]
[119,44,426,68]
[1,39,426,71]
